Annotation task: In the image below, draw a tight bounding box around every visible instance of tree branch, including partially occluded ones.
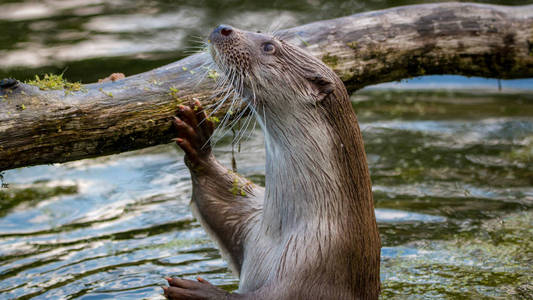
[1,2,532,171]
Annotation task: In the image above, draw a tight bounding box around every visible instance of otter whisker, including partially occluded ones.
[191,60,216,89]
[218,93,240,130]
[205,90,234,119]
[272,29,294,42]
[226,101,250,130]
[234,109,255,146]
[213,85,244,135]
[244,112,258,142]
[213,63,235,92]
[207,68,237,111]
[262,101,267,134]
[214,101,250,147]
[188,35,209,44]
[202,45,252,148]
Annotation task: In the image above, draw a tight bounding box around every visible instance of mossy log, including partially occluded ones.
[1,2,533,171]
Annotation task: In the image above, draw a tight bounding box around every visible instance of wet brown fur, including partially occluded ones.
[166,26,381,299]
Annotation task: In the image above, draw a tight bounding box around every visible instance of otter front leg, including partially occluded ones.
[169,101,263,298]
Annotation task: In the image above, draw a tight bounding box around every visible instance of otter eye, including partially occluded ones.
[262,42,275,54]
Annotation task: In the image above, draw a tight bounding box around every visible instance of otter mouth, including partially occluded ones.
[208,25,250,71]
[204,25,261,143]
[207,25,286,108]
[207,25,259,123]
[208,25,252,95]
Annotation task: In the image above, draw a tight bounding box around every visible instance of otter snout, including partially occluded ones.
[209,24,234,43]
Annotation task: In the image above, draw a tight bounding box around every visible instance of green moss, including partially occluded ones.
[229,176,246,197]
[150,79,162,86]
[168,86,184,104]
[207,69,219,81]
[169,87,179,97]
[346,41,358,50]
[296,35,310,47]
[207,116,220,124]
[341,71,355,82]
[99,88,113,98]
[25,73,85,94]
[321,53,339,68]
[182,66,188,71]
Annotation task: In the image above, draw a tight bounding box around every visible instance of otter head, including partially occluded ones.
[208,24,338,113]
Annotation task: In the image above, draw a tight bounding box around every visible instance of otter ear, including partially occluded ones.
[305,73,334,101]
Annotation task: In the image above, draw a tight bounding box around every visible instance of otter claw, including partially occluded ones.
[172,101,214,169]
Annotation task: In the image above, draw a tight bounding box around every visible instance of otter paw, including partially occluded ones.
[172,100,215,167]
[163,277,229,300]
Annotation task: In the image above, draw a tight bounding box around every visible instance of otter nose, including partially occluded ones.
[213,24,233,37]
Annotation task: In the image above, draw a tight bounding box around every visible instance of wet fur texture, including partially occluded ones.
[167,27,381,299]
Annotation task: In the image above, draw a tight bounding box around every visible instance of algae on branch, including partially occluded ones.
[168,87,184,104]
[99,88,113,98]
[346,41,358,50]
[322,53,339,68]
[207,69,219,81]
[207,116,220,124]
[26,73,85,94]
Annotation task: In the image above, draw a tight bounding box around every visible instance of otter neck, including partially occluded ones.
[255,99,374,237]
[255,92,381,298]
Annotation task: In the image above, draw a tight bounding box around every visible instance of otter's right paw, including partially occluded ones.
[172,100,215,168]
[163,277,230,300]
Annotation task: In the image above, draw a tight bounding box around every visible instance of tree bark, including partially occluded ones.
[1,2,532,171]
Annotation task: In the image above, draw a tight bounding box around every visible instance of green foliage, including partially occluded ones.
[321,53,339,68]
[228,174,247,197]
[26,73,85,94]
[207,69,219,81]
[169,86,184,104]
[207,116,220,124]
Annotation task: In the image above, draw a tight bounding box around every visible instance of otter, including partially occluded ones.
[163,25,381,299]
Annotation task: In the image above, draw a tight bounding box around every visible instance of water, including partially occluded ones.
[1,0,533,299]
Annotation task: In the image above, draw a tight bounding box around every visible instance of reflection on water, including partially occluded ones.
[1,90,532,299]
